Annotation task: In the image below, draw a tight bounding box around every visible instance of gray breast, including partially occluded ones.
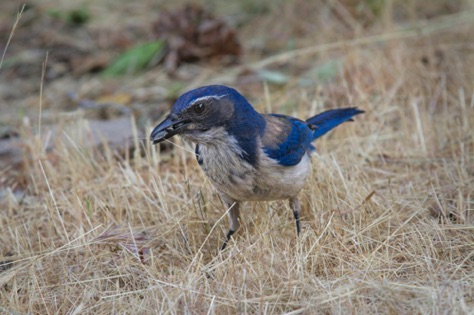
[185,128,255,201]
[199,141,255,201]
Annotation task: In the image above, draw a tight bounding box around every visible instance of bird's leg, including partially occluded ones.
[220,196,240,250]
[222,230,235,251]
[289,197,301,236]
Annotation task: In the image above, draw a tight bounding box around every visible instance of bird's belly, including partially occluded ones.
[251,153,311,201]
[199,147,311,202]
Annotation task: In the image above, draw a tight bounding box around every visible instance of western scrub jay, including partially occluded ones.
[150,85,363,250]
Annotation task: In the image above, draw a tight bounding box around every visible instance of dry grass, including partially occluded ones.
[1,1,474,314]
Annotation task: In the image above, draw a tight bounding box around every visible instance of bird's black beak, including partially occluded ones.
[150,115,191,144]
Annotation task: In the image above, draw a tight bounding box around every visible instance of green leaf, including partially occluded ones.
[258,69,289,85]
[102,40,167,77]
[298,59,341,86]
[66,7,91,26]
[315,59,340,83]
[47,7,91,26]
[47,9,62,19]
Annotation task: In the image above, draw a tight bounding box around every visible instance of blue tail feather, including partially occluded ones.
[306,107,364,140]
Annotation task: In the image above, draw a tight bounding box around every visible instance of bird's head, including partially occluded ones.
[150,85,258,144]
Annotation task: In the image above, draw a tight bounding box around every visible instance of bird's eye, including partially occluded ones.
[193,103,205,114]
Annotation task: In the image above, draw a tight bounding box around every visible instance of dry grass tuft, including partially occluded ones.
[1,1,474,314]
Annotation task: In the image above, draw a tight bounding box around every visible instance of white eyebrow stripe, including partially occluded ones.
[190,94,228,104]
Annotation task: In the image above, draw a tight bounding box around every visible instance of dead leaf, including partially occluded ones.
[152,3,241,72]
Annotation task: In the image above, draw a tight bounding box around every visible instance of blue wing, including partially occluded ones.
[262,115,314,166]
[261,108,364,166]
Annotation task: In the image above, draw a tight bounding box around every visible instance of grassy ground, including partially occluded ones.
[1,1,473,314]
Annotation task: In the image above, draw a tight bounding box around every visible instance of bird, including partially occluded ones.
[150,85,363,250]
